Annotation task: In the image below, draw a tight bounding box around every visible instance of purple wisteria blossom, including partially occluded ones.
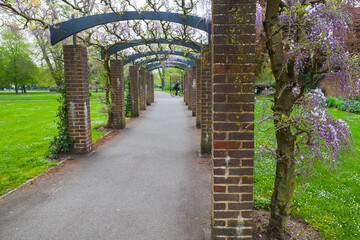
[293,89,353,165]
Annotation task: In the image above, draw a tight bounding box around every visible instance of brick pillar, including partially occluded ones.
[139,69,146,110]
[129,65,139,117]
[191,65,196,117]
[188,69,193,111]
[63,45,92,154]
[146,71,151,106]
[110,60,125,129]
[196,59,202,129]
[151,74,155,103]
[211,1,256,239]
[200,45,212,155]
[184,71,188,104]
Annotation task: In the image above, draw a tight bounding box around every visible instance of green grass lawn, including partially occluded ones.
[254,98,360,239]
[0,90,105,100]
[0,97,107,195]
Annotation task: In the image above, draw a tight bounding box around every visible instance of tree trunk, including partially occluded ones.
[15,84,18,94]
[22,85,26,93]
[34,34,63,88]
[268,124,296,240]
[264,0,297,238]
[103,54,114,128]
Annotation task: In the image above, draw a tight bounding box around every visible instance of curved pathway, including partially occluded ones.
[0,92,211,240]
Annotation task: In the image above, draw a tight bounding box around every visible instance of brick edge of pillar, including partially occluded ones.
[211,1,255,239]
[110,59,125,129]
[129,65,139,118]
[191,65,196,117]
[196,59,202,129]
[200,45,212,156]
[63,45,92,154]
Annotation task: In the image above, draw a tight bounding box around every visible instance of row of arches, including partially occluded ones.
[52,3,255,239]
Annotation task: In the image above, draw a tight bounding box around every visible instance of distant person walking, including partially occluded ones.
[174,81,182,96]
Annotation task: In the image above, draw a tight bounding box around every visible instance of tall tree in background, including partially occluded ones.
[0,30,39,93]
[33,30,64,88]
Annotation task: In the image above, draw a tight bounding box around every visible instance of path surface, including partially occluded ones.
[0,92,211,240]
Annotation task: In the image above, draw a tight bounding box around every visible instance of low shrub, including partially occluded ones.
[334,100,343,108]
[337,100,360,114]
[325,97,337,108]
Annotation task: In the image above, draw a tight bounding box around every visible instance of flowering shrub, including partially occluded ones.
[258,88,353,167]
[293,89,353,165]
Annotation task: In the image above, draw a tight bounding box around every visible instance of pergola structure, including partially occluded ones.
[137,57,195,67]
[123,50,198,65]
[144,62,190,71]
[103,38,202,58]
[51,2,255,238]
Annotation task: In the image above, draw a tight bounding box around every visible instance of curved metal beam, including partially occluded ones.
[144,61,190,71]
[103,38,201,59]
[147,65,189,72]
[138,57,195,67]
[148,65,188,72]
[50,11,211,45]
[124,50,198,65]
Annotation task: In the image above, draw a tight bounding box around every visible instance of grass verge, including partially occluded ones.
[0,98,107,195]
[254,98,360,239]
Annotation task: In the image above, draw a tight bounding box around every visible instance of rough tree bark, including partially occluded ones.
[102,51,114,128]
[264,0,296,239]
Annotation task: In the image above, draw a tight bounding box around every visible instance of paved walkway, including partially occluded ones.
[0,92,211,240]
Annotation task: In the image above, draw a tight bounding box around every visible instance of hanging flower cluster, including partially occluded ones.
[293,88,353,165]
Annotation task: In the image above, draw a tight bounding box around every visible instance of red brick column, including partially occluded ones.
[129,65,139,117]
[110,60,125,129]
[183,71,188,104]
[211,1,256,239]
[151,73,155,103]
[200,45,212,155]
[191,65,196,117]
[188,69,193,111]
[63,45,92,154]
[139,69,146,111]
[196,59,202,129]
[146,71,151,106]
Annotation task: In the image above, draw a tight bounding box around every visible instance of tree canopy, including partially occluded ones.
[0,30,39,93]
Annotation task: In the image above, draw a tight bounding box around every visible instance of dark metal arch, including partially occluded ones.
[148,65,188,72]
[124,50,198,65]
[103,38,201,59]
[50,11,211,45]
[144,62,190,71]
[138,57,195,67]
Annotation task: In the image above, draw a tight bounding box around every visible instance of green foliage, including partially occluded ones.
[48,85,74,159]
[337,100,360,114]
[334,100,343,108]
[325,97,337,108]
[0,31,39,89]
[256,65,275,87]
[36,67,56,87]
[125,91,132,117]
